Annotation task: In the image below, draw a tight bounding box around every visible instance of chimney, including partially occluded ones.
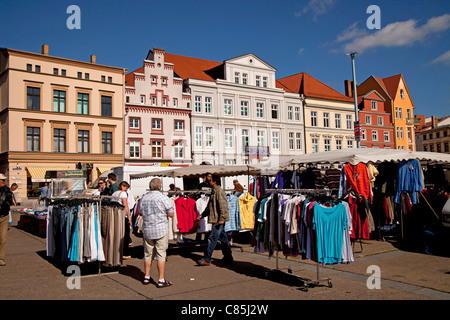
[90,55,96,64]
[41,44,49,55]
[431,116,438,128]
[344,79,353,98]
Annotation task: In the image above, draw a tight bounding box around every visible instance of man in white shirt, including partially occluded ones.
[139,178,174,288]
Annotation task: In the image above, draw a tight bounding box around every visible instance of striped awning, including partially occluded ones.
[97,167,111,174]
[27,167,69,182]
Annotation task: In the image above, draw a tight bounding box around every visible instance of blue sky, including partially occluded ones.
[1,0,449,118]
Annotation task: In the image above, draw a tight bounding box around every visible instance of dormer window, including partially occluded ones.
[234,72,240,84]
[400,89,405,100]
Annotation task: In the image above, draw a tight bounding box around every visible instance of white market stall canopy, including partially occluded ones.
[130,164,262,180]
[279,149,450,167]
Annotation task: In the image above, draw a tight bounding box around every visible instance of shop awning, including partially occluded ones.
[26,167,69,182]
[97,167,111,174]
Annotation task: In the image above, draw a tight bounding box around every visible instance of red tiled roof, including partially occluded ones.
[125,66,143,87]
[276,73,353,102]
[164,52,223,82]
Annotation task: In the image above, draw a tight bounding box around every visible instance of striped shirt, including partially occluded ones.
[140,191,174,240]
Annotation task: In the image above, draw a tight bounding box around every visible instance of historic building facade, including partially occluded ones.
[124,48,192,168]
[357,74,417,151]
[277,73,355,153]
[0,45,127,199]
[162,51,305,168]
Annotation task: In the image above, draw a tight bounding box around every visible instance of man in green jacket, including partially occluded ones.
[197,175,233,266]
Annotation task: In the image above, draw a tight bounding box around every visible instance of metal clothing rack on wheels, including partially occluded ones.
[264,188,334,292]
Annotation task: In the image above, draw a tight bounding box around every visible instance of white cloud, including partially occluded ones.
[431,50,450,66]
[298,48,305,55]
[295,0,336,22]
[336,13,450,53]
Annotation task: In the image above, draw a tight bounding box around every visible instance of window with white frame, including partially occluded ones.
[323,112,330,127]
[335,114,341,128]
[174,141,184,159]
[256,103,264,118]
[241,101,248,117]
[205,127,213,147]
[152,119,162,130]
[324,139,331,151]
[296,133,302,150]
[129,118,140,129]
[263,77,267,88]
[257,130,265,146]
[362,129,366,140]
[346,115,353,129]
[173,98,178,107]
[225,128,233,148]
[174,120,184,131]
[397,127,404,139]
[336,139,342,149]
[312,138,319,153]
[242,73,247,85]
[289,132,294,150]
[384,131,390,142]
[287,106,293,120]
[271,104,278,119]
[272,131,279,150]
[372,130,378,141]
[224,99,232,115]
[195,96,202,113]
[378,117,384,126]
[311,111,317,127]
[365,115,371,125]
[205,97,212,114]
[151,141,162,158]
[235,72,240,84]
[162,97,167,106]
[347,140,354,148]
[152,96,156,105]
[195,127,202,147]
[140,95,145,104]
[129,140,140,158]
[295,107,300,121]
[256,75,260,87]
[371,101,377,110]
[242,129,249,152]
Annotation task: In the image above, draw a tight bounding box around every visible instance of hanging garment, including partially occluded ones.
[348,197,370,240]
[312,202,348,264]
[344,163,373,204]
[394,159,424,204]
[324,168,341,191]
[196,194,211,233]
[225,194,240,232]
[366,162,379,188]
[175,196,199,233]
[239,192,257,230]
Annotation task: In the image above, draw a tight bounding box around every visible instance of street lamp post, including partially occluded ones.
[347,52,360,148]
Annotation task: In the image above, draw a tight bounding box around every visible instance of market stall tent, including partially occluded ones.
[279,149,450,167]
[129,164,262,180]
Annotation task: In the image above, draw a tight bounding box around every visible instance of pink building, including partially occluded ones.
[124,48,192,167]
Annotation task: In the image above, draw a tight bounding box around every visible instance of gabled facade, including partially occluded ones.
[0,45,127,200]
[124,48,192,167]
[356,89,395,149]
[277,73,355,153]
[415,115,450,154]
[163,51,305,170]
[356,74,417,151]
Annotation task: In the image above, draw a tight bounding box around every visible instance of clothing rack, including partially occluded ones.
[263,188,333,292]
[48,194,123,276]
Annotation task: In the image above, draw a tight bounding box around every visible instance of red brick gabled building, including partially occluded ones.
[357,90,395,149]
